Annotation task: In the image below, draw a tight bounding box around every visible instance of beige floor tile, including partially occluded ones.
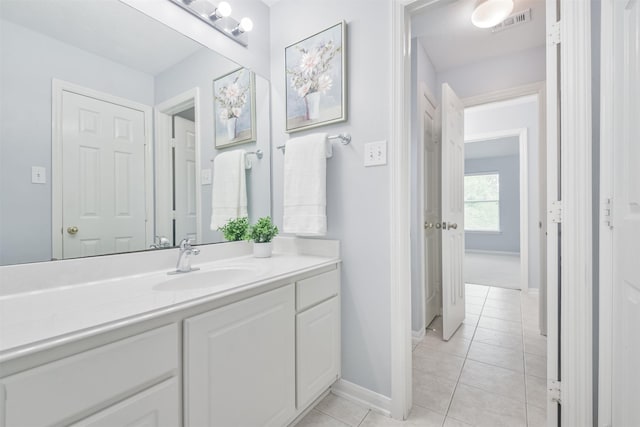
[483,297,521,311]
[451,323,477,340]
[466,283,490,297]
[473,327,523,351]
[412,370,457,414]
[466,304,483,315]
[296,409,350,427]
[428,316,443,331]
[314,393,369,426]
[526,375,547,409]
[486,291,522,304]
[443,417,473,427]
[448,383,527,427]
[468,341,524,372]
[415,333,471,358]
[463,314,480,327]
[524,334,547,357]
[466,295,486,306]
[458,359,526,402]
[524,352,546,379]
[413,348,465,381]
[477,316,522,335]
[527,404,546,427]
[359,406,444,427]
[482,306,522,322]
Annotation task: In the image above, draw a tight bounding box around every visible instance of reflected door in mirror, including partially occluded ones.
[173,116,198,244]
[60,90,147,258]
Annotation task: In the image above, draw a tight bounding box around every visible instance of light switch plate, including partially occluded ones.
[364,141,387,167]
[201,169,212,185]
[31,166,46,184]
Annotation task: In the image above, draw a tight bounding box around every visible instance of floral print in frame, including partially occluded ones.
[214,68,256,148]
[285,21,347,133]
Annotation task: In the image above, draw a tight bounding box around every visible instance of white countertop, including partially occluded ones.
[0,252,339,363]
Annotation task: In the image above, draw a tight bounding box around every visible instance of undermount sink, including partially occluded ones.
[153,265,260,291]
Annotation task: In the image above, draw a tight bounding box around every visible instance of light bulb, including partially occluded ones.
[239,17,253,33]
[471,0,514,28]
[210,1,232,20]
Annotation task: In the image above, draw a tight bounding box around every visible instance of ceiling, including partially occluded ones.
[412,0,546,71]
[465,136,519,159]
[0,0,206,75]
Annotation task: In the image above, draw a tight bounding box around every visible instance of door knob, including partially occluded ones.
[424,222,434,229]
[447,222,458,230]
[435,223,442,229]
[67,226,79,235]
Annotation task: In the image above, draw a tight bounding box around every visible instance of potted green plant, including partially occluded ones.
[218,217,249,242]
[247,216,279,258]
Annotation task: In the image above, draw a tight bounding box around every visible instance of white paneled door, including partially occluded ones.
[421,87,440,329]
[173,116,198,244]
[61,91,147,258]
[440,83,465,341]
[612,0,640,424]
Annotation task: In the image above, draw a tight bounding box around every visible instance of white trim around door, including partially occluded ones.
[51,79,154,260]
[465,127,529,293]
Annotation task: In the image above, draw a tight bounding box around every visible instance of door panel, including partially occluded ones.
[174,116,198,243]
[61,91,146,258]
[421,89,440,328]
[612,0,640,424]
[441,83,465,341]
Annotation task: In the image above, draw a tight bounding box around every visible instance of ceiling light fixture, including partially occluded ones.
[169,0,253,46]
[471,0,514,29]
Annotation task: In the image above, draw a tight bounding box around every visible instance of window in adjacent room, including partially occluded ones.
[464,173,500,232]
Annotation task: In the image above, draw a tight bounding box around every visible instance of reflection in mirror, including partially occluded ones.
[0,0,271,266]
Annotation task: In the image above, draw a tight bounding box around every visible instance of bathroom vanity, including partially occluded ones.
[0,239,341,427]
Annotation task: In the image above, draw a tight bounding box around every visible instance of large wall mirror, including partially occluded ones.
[0,0,272,266]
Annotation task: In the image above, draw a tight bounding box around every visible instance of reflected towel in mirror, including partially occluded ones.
[210,150,248,230]
[283,133,330,236]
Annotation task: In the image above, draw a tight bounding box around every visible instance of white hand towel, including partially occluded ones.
[283,133,330,236]
[210,149,248,230]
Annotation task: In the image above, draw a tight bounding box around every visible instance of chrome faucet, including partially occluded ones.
[171,238,200,274]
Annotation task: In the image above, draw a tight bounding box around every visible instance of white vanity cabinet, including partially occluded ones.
[295,269,341,410]
[0,324,179,427]
[184,284,296,427]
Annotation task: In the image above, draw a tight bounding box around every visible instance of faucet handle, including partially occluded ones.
[179,238,193,250]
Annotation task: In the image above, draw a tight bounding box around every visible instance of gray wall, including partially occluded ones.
[465,98,540,288]
[270,0,392,397]
[0,20,154,265]
[465,154,520,253]
[154,49,272,244]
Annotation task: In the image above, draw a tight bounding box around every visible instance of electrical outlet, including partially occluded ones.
[31,166,46,184]
[364,141,387,167]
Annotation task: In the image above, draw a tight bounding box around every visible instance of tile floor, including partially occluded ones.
[464,253,521,289]
[296,284,546,427]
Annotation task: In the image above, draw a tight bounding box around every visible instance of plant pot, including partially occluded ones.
[253,241,273,258]
[226,117,237,140]
[305,92,321,120]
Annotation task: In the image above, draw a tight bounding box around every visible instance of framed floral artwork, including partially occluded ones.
[213,68,256,148]
[285,21,347,133]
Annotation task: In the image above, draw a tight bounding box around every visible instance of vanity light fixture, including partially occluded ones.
[471,0,514,28]
[169,0,253,47]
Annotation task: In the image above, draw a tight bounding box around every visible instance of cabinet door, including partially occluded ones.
[296,296,340,409]
[71,378,180,427]
[184,285,295,427]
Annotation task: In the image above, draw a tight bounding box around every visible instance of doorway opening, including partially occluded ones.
[155,88,202,247]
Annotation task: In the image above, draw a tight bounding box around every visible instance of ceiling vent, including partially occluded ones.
[492,8,532,33]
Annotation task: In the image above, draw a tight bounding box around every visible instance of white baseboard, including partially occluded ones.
[412,328,425,345]
[330,379,392,417]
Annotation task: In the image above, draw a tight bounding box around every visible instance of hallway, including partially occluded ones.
[297,284,546,426]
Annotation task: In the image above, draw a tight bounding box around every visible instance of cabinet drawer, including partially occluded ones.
[1,324,178,427]
[296,268,339,311]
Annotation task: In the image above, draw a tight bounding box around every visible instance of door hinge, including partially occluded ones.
[548,200,562,224]
[549,379,562,404]
[603,198,613,229]
[548,21,561,45]
[171,210,176,220]
[171,138,177,148]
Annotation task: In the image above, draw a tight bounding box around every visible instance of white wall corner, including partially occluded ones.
[331,379,392,417]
